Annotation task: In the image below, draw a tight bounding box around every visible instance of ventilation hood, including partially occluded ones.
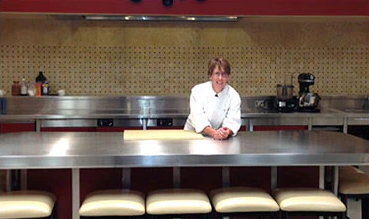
[83,15,239,22]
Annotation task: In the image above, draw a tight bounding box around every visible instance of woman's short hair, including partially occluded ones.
[208,57,231,77]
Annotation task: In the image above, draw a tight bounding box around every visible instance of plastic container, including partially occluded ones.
[27,83,36,96]
[36,82,42,97]
[42,81,50,96]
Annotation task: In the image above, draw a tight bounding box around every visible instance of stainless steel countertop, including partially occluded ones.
[1,131,369,169]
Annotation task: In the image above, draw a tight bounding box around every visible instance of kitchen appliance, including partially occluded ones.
[297,73,321,112]
[276,75,297,112]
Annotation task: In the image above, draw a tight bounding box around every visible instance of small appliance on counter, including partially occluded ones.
[297,73,321,112]
[275,75,297,112]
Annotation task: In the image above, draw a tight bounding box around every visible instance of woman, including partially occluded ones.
[184,57,241,140]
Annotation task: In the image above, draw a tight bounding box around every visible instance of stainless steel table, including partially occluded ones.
[1,130,369,219]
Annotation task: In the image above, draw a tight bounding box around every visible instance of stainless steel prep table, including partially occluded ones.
[2,131,369,168]
[1,130,369,219]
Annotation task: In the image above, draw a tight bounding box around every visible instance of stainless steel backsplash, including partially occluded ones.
[1,95,368,115]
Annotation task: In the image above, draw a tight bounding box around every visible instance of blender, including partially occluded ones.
[297,73,321,112]
[276,75,296,112]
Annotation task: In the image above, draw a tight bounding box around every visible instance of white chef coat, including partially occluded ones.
[184,81,241,136]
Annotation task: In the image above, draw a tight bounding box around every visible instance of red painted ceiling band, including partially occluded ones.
[1,0,369,16]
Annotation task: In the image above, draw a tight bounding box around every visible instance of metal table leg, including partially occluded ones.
[72,168,80,219]
[319,166,325,189]
[332,166,338,196]
[122,168,131,189]
[222,167,230,187]
[271,166,277,191]
[21,170,27,190]
[173,167,181,188]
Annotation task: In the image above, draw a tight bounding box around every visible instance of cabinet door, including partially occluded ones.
[246,118,309,131]
[347,125,369,140]
[40,127,95,132]
[0,123,35,133]
[95,127,142,132]
[254,125,308,131]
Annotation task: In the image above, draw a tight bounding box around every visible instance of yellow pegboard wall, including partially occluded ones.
[1,45,369,96]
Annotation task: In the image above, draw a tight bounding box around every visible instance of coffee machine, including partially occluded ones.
[297,73,321,112]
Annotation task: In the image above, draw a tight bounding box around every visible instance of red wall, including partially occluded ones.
[1,0,369,16]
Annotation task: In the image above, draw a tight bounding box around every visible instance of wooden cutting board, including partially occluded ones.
[124,130,204,140]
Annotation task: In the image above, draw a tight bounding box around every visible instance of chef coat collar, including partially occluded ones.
[213,84,229,98]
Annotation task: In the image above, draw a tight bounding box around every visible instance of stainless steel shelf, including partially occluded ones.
[0,95,368,128]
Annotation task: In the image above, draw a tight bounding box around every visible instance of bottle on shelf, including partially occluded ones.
[36,71,47,83]
[11,81,21,96]
[35,82,42,97]
[35,71,48,96]
[20,77,28,96]
[41,80,50,96]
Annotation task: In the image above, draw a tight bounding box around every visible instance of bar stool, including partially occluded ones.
[209,187,279,219]
[273,187,347,219]
[146,188,212,219]
[0,190,56,219]
[79,189,145,219]
[339,166,369,219]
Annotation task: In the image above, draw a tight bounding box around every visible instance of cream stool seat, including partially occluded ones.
[79,190,145,217]
[339,166,369,194]
[0,190,56,219]
[146,188,212,218]
[210,187,279,212]
[210,187,279,219]
[274,187,346,219]
[339,166,369,219]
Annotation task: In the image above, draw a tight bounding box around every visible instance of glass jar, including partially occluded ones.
[11,81,21,96]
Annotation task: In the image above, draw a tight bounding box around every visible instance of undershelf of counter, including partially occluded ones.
[1,95,369,133]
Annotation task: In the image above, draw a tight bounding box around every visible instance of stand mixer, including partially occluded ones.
[297,73,321,112]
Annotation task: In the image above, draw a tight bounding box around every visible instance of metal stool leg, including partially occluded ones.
[283,212,288,219]
[340,196,349,219]
[342,211,347,219]
[362,197,369,219]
